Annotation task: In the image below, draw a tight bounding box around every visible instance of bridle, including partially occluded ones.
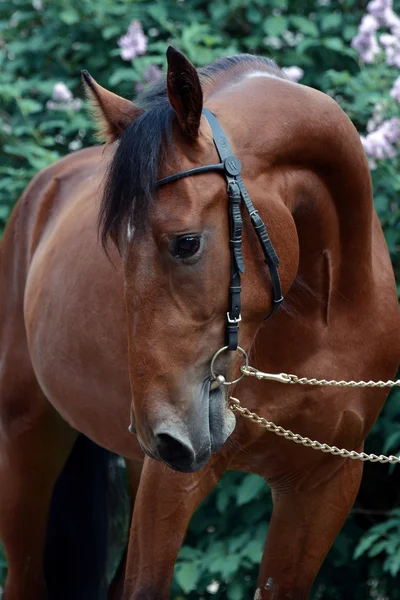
[155,110,400,462]
[157,109,283,378]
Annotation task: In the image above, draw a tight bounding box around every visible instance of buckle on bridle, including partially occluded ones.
[227,312,241,324]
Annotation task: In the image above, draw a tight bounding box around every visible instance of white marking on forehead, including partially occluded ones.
[246,70,281,80]
[127,220,135,242]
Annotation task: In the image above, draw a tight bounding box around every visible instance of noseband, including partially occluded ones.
[157,108,283,353]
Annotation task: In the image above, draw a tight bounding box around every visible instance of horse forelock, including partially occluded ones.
[99,54,284,247]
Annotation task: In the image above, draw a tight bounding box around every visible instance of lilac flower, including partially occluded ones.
[359,13,379,34]
[390,75,400,102]
[360,117,400,162]
[118,20,147,61]
[367,103,384,132]
[382,35,400,66]
[351,29,380,62]
[384,8,400,34]
[380,32,397,46]
[282,66,304,82]
[367,0,392,22]
[52,82,73,103]
[135,64,162,93]
[46,96,82,112]
[143,64,162,83]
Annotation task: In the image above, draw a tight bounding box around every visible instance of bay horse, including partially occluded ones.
[0,47,399,600]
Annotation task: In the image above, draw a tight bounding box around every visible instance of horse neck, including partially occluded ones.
[208,75,374,310]
[285,163,373,308]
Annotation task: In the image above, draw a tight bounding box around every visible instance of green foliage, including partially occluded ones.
[171,472,270,599]
[0,0,399,598]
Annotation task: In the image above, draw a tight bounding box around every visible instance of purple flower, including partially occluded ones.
[143,64,162,83]
[118,20,147,61]
[384,39,400,66]
[379,32,400,66]
[367,0,392,21]
[360,117,400,161]
[384,8,400,34]
[390,75,400,102]
[135,64,162,94]
[367,103,384,132]
[52,82,73,103]
[359,13,379,34]
[351,30,380,62]
[282,66,304,82]
[380,32,397,47]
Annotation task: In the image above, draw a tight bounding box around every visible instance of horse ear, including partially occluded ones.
[166,47,203,138]
[81,70,144,142]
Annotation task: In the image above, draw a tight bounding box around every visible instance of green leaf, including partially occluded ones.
[354,532,381,559]
[323,37,346,52]
[290,15,319,37]
[384,552,400,577]
[210,554,241,579]
[321,12,342,31]
[236,474,266,506]
[178,546,202,561]
[175,561,201,593]
[102,26,121,40]
[60,8,80,25]
[368,539,390,557]
[241,538,264,563]
[263,16,288,37]
[246,6,263,24]
[216,487,230,513]
[17,99,43,115]
[227,580,245,600]
[383,429,400,454]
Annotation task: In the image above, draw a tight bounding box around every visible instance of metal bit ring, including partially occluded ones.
[210,346,249,386]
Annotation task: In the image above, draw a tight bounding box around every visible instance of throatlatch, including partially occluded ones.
[157,108,283,351]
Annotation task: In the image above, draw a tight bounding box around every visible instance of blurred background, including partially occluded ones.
[0,0,399,598]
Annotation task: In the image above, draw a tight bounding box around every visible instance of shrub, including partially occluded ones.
[0,0,399,598]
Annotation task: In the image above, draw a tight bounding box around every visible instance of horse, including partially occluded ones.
[0,46,399,600]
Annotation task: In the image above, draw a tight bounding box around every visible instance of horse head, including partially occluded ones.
[82,48,298,472]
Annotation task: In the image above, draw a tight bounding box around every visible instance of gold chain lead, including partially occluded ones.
[228,397,400,464]
[229,367,400,464]
[241,365,400,388]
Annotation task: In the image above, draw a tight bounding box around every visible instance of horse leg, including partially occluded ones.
[0,380,77,600]
[255,459,363,600]
[108,459,143,600]
[123,455,227,599]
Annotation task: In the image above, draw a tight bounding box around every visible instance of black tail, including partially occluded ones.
[44,434,114,600]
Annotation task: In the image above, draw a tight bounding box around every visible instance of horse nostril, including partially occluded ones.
[156,433,195,466]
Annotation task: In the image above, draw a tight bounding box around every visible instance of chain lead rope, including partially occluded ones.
[228,365,400,464]
[241,365,400,388]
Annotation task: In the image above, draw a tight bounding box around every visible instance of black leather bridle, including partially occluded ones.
[157,108,283,352]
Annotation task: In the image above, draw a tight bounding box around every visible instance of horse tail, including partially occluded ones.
[44,434,114,600]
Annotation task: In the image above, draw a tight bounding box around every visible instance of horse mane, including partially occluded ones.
[100,54,284,246]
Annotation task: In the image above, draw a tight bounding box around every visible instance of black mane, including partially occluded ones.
[100,54,283,245]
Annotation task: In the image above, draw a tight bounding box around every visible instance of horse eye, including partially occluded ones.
[173,235,201,259]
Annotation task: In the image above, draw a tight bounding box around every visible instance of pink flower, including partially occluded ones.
[118,20,147,61]
[52,82,73,103]
[282,66,304,82]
